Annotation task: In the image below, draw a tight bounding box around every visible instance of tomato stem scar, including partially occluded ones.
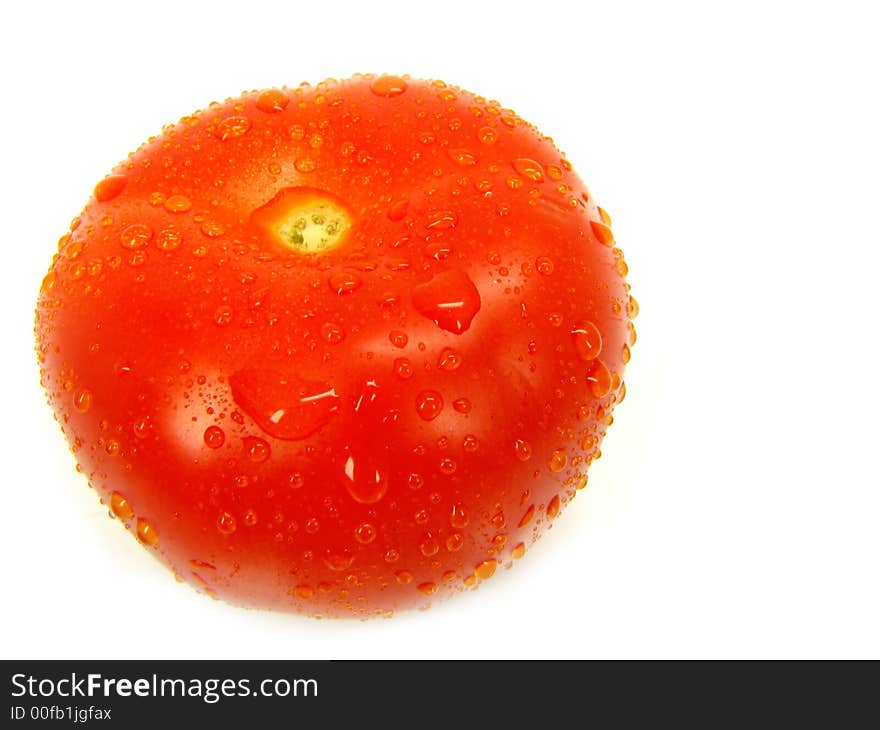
[252,187,352,253]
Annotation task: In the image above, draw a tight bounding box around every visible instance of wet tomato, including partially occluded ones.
[35,75,636,617]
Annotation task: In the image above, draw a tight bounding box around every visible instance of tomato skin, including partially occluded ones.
[35,75,636,616]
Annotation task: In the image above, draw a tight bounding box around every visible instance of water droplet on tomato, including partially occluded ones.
[214,305,233,327]
[200,220,225,238]
[342,452,389,504]
[417,581,438,596]
[477,126,498,145]
[518,505,535,527]
[452,398,471,414]
[203,426,225,449]
[425,209,458,230]
[420,533,440,557]
[243,436,271,463]
[293,584,314,600]
[450,503,469,528]
[446,533,464,552]
[393,357,413,380]
[321,322,345,344]
[571,321,602,361]
[294,157,317,173]
[110,491,133,521]
[354,522,377,545]
[511,542,526,560]
[416,390,443,421]
[514,439,532,462]
[389,330,408,348]
[324,549,355,571]
[549,449,567,472]
[73,388,92,414]
[513,158,544,182]
[132,417,150,439]
[627,295,640,319]
[437,347,462,371]
[587,359,612,398]
[423,241,453,261]
[156,228,182,251]
[438,457,457,475]
[164,194,192,214]
[214,115,251,141]
[328,272,362,295]
[462,434,479,452]
[546,495,561,520]
[120,223,152,249]
[256,88,289,113]
[411,269,481,334]
[535,256,554,276]
[590,219,615,246]
[217,511,237,535]
[387,199,409,221]
[475,559,497,581]
[395,569,413,584]
[448,148,477,166]
[230,369,339,440]
[370,75,407,97]
[136,518,159,546]
[94,175,127,202]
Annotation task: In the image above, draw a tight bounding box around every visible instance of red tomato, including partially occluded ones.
[35,75,637,617]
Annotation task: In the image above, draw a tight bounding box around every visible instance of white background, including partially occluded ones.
[1,0,878,659]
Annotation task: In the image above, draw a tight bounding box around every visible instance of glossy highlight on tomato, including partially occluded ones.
[35,74,637,617]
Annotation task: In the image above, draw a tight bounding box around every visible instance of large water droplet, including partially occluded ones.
[256,88,289,113]
[323,549,355,571]
[354,522,377,544]
[415,390,444,421]
[110,491,134,521]
[370,75,407,97]
[518,504,535,527]
[214,115,251,141]
[546,495,561,520]
[230,369,339,440]
[203,426,226,449]
[437,347,462,371]
[411,268,481,334]
[341,451,389,504]
[590,219,615,246]
[136,518,159,546]
[450,502,469,528]
[328,272,362,295]
[389,330,408,348]
[73,388,92,414]
[586,359,612,398]
[548,449,567,472]
[164,194,192,214]
[474,559,497,580]
[93,175,127,202]
[120,224,152,249]
[393,358,413,380]
[448,148,477,166]
[571,321,603,361]
[417,581,438,596]
[217,511,237,535]
[514,438,532,462]
[513,158,545,183]
[243,436,271,463]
